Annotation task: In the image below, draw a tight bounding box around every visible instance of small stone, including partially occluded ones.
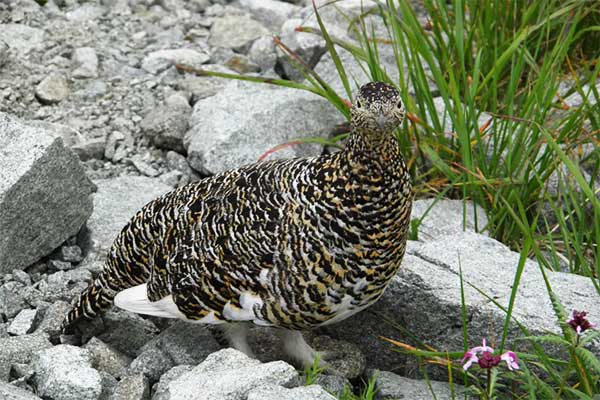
[248,35,277,72]
[35,73,69,104]
[61,245,83,263]
[238,0,301,31]
[209,15,269,53]
[110,374,149,400]
[72,137,106,161]
[33,345,102,400]
[65,3,107,22]
[128,347,173,382]
[84,337,131,379]
[72,47,99,79]
[314,374,350,397]
[35,301,71,337]
[224,54,261,74]
[142,49,210,74]
[49,259,75,271]
[131,157,160,177]
[164,93,191,110]
[0,24,45,55]
[278,18,326,81]
[140,105,189,152]
[7,309,38,336]
[104,131,125,161]
[11,269,31,286]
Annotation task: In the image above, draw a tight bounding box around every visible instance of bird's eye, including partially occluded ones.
[355,99,362,108]
[396,100,402,109]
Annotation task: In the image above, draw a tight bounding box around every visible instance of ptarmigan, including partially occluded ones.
[62,81,413,368]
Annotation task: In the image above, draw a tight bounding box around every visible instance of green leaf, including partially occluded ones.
[517,334,570,346]
[574,347,600,375]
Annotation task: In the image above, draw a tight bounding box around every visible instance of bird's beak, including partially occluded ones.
[376,113,387,130]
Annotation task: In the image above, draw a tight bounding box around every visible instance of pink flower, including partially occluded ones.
[566,310,596,335]
[461,338,519,371]
[500,351,519,371]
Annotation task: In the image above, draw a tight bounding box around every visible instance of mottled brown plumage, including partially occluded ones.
[62,82,412,366]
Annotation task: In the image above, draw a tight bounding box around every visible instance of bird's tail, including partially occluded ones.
[61,271,119,333]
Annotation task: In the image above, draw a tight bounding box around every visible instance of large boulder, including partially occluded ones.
[0,333,53,381]
[184,80,344,175]
[0,113,94,273]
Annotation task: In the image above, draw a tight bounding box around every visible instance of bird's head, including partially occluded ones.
[350,82,404,135]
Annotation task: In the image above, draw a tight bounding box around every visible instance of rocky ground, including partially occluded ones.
[0,0,599,399]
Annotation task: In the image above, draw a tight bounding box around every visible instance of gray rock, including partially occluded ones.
[142,49,210,74]
[185,80,343,174]
[72,47,99,79]
[164,93,191,111]
[223,54,261,74]
[0,40,8,67]
[32,345,102,400]
[175,64,233,101]
[140,105,189,152]
[0,113,93,272]
[11,269,31,286]
[86,176,172,252]
[166,151,196,179]
[49,259,75,271]
[65,3,107,22]
[110,374,149,400]
[0,334,53,381]
[61,245,84,263]
[410,199,488,241]
[247,385,336,400]
[209,15,269,53]
[159,171,183,187]
[7,309,38,336]
[152,365,193,400]
[278,18,326,81]
[131,156,160,177]
[0,24,45,55]
[129,347,173,382]
[314,374,350,397]
[163,348,299,400]
[331,231,600,373]
[238,0,301,31]
[310,335,366,379]
[373,370,469,400]
[248,35,278,72]
[98,309,160,358]
[84,337,131,379]
[35,301,71,337]
[0,381,42,400]
[0,282,28,318]
[35,73,69,104]
[141,321,221,366]
[99,371,118,400]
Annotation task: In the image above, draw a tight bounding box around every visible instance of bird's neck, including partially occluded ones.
[344,129,407,180]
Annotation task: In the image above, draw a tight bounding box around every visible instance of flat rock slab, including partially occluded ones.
[163,348,299,400]
[185,80,344,175]
[0,112,93,273]
[373,370,469,400]
[410,198,488,241]
[85,176,172,252]
[331,231,600,373]
[247,385,336,400]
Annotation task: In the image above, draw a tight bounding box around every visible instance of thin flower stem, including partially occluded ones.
[486,368,491,399]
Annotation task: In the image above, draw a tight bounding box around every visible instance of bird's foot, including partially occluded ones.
[277,330,343,376]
